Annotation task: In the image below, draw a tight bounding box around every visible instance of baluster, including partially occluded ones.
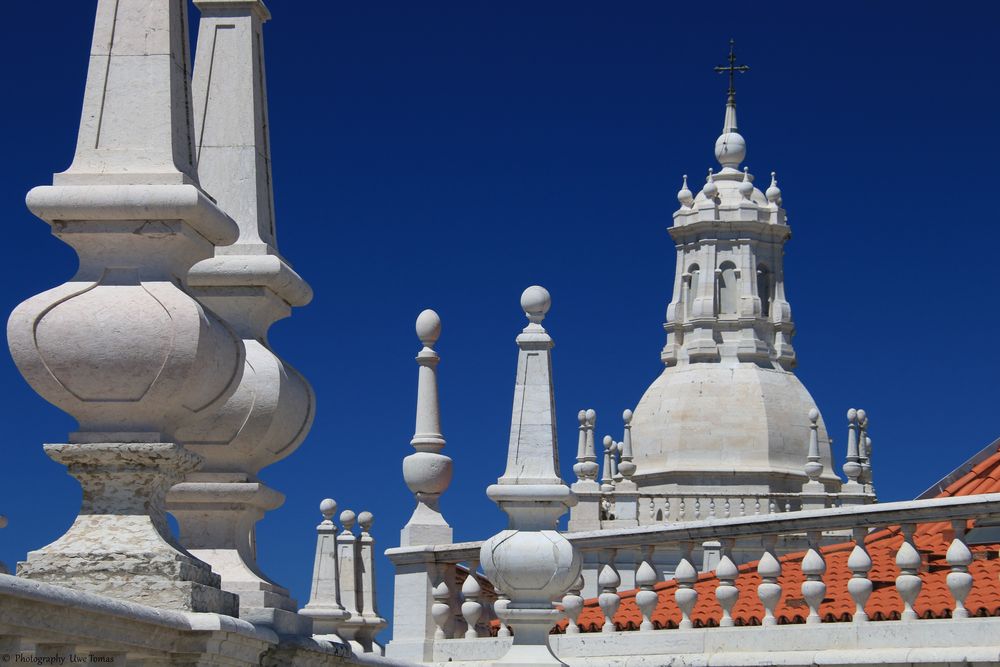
[896,523,922,621]
[801,530,826,624]
[562,575,585,634]
[714,539,739,627]
[598,549,621,632]
[754,498,761,515]
[757,534,782,626]
[724,499,731,518]
[432,578,452,640]
[495,595,511,637]
[710,498,717,518]
[665,498,671,522]
[768,499,776,515]
[947,520,973,619]
[675,542,699,629]
[694,498,701,519]
[635,546,659,631]
[649,496,655,520]
[739,499,746,517]
[461,560,483,638]
[847,526,872,622]
[679,497,686,520]
[785,500,792,513]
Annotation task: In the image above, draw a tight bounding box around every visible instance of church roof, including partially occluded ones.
[554,441,1000,632]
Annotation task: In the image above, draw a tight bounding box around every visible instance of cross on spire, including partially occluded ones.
[714,39,749,104]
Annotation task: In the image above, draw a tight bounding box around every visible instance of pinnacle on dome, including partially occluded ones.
[713,39,750,171]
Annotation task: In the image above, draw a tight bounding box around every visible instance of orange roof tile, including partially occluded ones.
[533,442,1000,634]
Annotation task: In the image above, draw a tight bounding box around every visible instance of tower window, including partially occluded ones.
[718,261,738,315]
[757,264,773,317]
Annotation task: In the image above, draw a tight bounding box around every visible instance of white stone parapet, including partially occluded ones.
[387,492,1000,665]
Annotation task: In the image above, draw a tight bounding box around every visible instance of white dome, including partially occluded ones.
[629,363,840,492]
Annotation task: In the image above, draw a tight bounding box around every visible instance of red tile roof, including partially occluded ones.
[553,443,1000,632]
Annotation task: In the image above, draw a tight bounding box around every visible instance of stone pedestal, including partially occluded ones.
[18,443,237,615]
[167,474,310,634]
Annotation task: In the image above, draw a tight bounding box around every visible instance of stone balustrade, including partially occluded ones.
[386,492,1000,664]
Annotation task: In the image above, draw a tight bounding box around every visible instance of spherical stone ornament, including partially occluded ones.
[340,510,356,531]
[703,169,719,200]
[320,498,337,521]
[715,131,747,168]
[416,309,442,347]
[520,285,551,323]
[480,529,581,606]
[808,408,820,423]
[358,511,374,532]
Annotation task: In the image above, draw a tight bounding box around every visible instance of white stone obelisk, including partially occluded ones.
[165,0,314,635]
[8,0,242,614]
[480,286,581,666]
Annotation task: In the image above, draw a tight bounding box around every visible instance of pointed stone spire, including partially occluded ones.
[167,0,314,634]
[10,0,242,615]
[801,409,827,510]
[480,286,581,666]
[401,309,453,546]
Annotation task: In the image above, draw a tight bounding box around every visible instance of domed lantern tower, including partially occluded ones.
[628,43,842,510]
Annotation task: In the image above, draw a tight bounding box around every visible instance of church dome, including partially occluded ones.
[629,363,840,492]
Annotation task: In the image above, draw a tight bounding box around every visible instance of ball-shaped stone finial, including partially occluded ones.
[320,498,337,521]
[586,408,596,425]
[358,510,374,533]
[677,174,694,207]
[703,168,719,199]
[416,309,442,347]
[715,131,747,168]
[623,408,633,424]
[808,408,819,424]
[521,285,551,323]
[766,172,782,203]
[847,408,858,422]
[340,509,356,532]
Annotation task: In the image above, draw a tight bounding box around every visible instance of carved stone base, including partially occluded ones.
[167,475,309,633]
[496,608,566,666]
[17,443,237,616]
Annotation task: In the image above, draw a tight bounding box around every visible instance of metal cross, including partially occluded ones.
[714,39,749,101]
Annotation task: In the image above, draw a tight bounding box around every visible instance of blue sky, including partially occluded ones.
[2,1,1000,639]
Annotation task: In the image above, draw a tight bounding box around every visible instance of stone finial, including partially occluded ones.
[601,435,616,493]
[618,409,636,480]
[804,408,823,482]
[320,498,338,523]
[481,286,580,666]
[358,511,374,535]
[843,408,862,484]
[677,174,694,208]
[704,168,719,199]
[739,167,753,200]
[573,410,588,481]
[766,171,781,203]
[340,510,357,536]
[582,409,599,480]
[401,309,453,546]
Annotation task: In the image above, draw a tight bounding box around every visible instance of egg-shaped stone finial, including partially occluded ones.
[703,168,719,200]
[808,408,819,424]
[623,408,633,424]
[857,408,867,424]
[766,171,782,203]
[521,285,551,324]
[578,410,587,425]
[416,309,442,347]
[847,408,858,422]
[586,408,596,425]
[319,498,337,521]
[358,510,374,533]
[677,174,694,208]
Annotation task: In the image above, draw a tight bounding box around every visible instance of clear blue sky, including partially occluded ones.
[2,1,999,640]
